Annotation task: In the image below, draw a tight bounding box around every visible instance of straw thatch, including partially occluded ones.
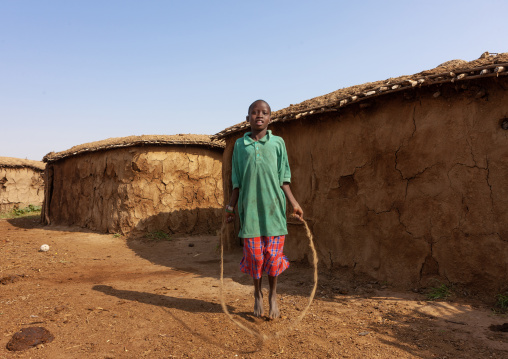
[43,134,225,163]
[214,52,508,139]
[0,156,45,171]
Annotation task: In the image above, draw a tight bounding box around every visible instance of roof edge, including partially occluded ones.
[213,61,508,139]
[43,135,225,163]
[0,157,46,171]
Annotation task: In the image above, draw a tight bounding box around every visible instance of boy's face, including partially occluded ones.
[246,101,271,132]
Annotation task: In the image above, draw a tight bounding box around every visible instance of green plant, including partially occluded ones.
[112,233,122,238]
[145,230,171,241]
[494,293,508,312]
[15,204,41,215]
[426,283,451,300]
[28,204,41,212]
[0,204,42,219]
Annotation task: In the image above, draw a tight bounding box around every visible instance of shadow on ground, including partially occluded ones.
[93,284,235,314]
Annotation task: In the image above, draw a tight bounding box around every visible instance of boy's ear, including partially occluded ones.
[245,115,249,122]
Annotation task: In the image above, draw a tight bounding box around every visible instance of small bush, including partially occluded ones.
[426,284,451,301]
[494,293,508,313]
[145,231,171,241]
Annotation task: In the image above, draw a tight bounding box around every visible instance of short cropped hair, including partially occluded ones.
[248,99,271,115]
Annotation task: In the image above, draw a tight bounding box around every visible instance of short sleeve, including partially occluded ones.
[231,141,240,189]
[278,140,291,186]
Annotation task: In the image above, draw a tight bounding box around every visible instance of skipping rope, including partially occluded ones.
[219,215,319,342]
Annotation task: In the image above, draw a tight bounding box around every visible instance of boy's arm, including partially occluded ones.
[281,183,303,221]
[225,187,239,223]
[227,141,240,223]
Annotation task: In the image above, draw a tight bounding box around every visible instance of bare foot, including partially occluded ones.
[269,293,280,319]
[254,290,264,317]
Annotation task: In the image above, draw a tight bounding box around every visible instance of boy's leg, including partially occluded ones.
[240,237,264,317]
[263,235,289,319]
[268,275,279,319]
[253,277,263,317]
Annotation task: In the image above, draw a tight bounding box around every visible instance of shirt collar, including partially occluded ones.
[243,130,271,146]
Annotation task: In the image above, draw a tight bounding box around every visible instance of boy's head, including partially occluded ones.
[246,100,271,132]
[248,99,271,115]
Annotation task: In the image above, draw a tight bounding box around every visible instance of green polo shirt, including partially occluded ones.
[232,130,291,238]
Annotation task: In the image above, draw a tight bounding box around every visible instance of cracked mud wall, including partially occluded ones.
[0,168,44,212]
[44,146,223,235]
[223,78,508,290]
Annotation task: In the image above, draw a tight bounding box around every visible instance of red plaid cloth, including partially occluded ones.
[240,236,289,279]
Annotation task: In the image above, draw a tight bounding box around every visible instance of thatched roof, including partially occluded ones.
[0,156,46,171]
[43,134,225,163]
[214,52,508,139]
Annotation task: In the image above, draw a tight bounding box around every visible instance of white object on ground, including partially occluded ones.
[39,244,50,252]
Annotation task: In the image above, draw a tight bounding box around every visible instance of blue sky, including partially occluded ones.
[1,0,507,161]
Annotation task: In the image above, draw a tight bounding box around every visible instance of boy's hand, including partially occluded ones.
[225,212,235,223]
[225,205,235,223]
[292,205,304,222]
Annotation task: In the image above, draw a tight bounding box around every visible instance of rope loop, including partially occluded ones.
[219,216,318,342]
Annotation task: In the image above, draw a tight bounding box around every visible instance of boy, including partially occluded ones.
[225,99,303,319]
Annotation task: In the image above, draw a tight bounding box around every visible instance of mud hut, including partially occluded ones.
[0,157,45,213]
[215,52,508,291]
[42,134,224,236]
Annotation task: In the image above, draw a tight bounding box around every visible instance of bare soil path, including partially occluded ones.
[1,217,507,358]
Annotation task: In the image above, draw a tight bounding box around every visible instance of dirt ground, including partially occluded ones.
[1,217,508,358]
